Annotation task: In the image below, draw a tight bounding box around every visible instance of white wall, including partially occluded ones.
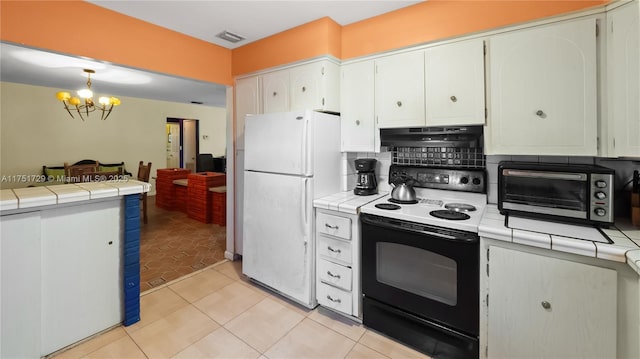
[0,82,226,192]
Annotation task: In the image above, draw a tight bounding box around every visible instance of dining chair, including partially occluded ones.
[64,161,99,183]
[137,161,152,224]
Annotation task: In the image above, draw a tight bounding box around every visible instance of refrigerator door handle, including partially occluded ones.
[301,178,308,239]
[301,116,309,175]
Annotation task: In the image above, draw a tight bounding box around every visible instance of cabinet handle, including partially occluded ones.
[273,91,277,97]
[396,101,402,107]
[541,301,551,309]
[327,246,341,254]
[536,110,545,117]
[327,271,341,279]
[302,86,306,92]
[325,223,339,230]
[450,95,457,102]
[356,120,360,126]
[326,295,342,303]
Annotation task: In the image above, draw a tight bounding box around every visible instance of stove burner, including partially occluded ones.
[444,203,477,212]
[375,203,401,210]
[389,198,418,205]
[430,209,471,220]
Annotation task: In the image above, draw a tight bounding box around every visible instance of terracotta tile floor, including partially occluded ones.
[52,260,430,359]
[139,196,227,292]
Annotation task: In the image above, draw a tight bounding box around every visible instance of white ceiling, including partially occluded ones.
[87,0,423,49]
[1,1,422,108]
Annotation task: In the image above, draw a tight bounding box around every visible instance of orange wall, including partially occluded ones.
[1,1,610,83]
[0,0,232,85]
[342,0,610,60]
[232,0,609,76]
[232,17,341,76]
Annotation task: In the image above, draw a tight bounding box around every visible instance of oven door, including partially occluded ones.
[361,214,479,336]
[498,168,589,220]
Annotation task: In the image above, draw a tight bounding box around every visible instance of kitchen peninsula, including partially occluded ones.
[0,180,150,358]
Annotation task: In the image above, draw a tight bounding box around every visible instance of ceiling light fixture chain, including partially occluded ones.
[56,69,121,121]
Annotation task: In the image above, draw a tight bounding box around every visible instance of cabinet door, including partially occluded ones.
[486,18,597,155]
[341,61,375,152]
[375,50,425,128]
[1,212,41,359]
[488,246,616,358]
[426,39,486,126]
[235,76,260,150]
[41,200,122,356]
[262,70,289,113]
[290,62,322,111]
[608,2,640,157]
[290,61,339,111]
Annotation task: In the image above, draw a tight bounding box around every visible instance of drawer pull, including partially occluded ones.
[325,223,339,230]
[327,271,341,279]
[327,246,341,254]
[326,295,341,303]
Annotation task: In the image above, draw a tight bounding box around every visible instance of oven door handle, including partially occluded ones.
[361,214,478,243]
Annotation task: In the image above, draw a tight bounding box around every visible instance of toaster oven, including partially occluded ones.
[498,162,614,226]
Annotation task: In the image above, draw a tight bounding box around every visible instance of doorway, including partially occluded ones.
[166,118,200,170]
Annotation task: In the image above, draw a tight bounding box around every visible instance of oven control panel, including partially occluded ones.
[389,165,486,193]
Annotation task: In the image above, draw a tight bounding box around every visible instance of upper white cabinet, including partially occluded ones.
[425,39,486,126]
[234,76,261,150]
[340,60,376,152]
[486,246,617,358]
[262,70,290,114]
[607,1,640,157]
[261,59,340,114]
[485,17,598,156]
[290,61,340,112]
[375,50,426,128]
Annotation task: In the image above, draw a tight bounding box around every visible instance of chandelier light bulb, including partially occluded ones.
[77,89,93,99]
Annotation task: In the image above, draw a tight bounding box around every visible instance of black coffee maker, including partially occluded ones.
[354,158,378,196]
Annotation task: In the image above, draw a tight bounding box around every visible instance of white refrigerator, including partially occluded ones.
[242,109,341,308]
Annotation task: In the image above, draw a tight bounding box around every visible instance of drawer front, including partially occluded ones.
[317,235,352,265]
[317,282,353,315]
[317,212,351,240]
[317,259,352,291]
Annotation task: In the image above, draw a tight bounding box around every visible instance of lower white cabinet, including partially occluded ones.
[1,212,41,359]
[315,208,361,319]
[0,199,123,358]
[40,200,122,355]
[485,245,617,358]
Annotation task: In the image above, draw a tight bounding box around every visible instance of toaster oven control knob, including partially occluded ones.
[595,180,608,189]
[595,191,607,200]
[460,177,469,184]
[472,177,481,185]
[594,208,607,217]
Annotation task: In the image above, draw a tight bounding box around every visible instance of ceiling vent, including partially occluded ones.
[216,30,246,43]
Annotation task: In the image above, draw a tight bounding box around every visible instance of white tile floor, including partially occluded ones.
[51,260,430,359]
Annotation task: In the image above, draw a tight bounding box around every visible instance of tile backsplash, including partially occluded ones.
[341,152,639,217]
[341,151,392,193]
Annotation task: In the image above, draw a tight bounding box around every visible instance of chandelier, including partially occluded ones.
[56,69,121,121]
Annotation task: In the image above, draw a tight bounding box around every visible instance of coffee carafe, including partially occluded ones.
[354,158,378,196]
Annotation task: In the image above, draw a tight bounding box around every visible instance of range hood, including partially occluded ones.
[380,126,483,148]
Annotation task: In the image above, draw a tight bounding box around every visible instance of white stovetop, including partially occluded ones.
[360,188,488,233]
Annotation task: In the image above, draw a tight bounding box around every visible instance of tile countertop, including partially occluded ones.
[314,191,388,215]
[480,204,640,275]
[0,180,151,212]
